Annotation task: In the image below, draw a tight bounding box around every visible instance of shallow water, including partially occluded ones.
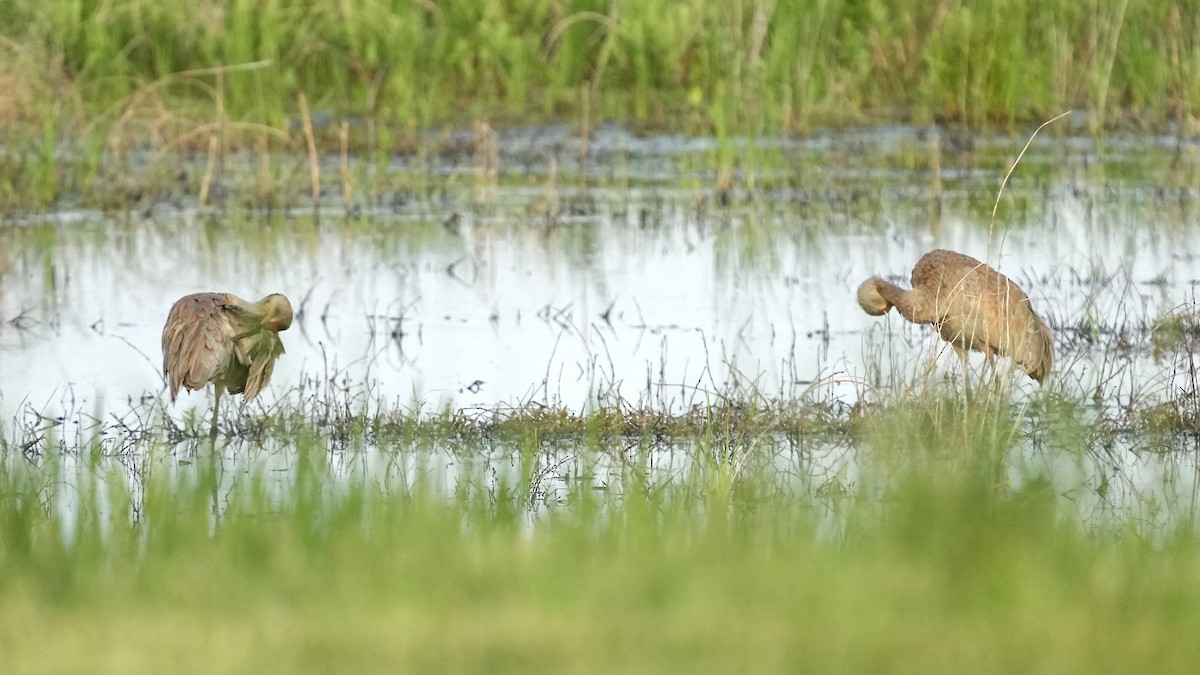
[3,124,1200,524]
[3,125,1198,420]
[32,416,1200,541]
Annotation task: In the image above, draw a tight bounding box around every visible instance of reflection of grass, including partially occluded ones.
[4,379,1200,671]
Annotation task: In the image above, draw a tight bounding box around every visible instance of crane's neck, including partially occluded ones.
[874,279,935,325]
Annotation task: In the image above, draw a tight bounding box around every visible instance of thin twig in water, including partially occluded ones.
[112,334,168,389]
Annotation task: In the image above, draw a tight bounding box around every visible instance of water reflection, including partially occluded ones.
[27,419,1200,542]
[1,192,1195,420]
[2,126,1200,524]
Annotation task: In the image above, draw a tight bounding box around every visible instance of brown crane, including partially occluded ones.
[162,292,293,440]
[857,249,1052,387]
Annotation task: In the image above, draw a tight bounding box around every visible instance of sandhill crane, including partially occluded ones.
[857,249,1052,388]
[162,292,293,440]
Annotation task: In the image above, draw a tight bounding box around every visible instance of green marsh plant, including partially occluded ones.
[2,0,1199,209]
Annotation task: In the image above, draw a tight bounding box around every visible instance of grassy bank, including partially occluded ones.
[2,383,1200,672]
[2,0,1197,144]
[1,0,1196,210]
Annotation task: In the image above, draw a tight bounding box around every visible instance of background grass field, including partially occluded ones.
[3,1,1200,672]
[2,0,1197,144]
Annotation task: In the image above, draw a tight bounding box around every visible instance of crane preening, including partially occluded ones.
[857,249,1052,388]
[162,292,293,440]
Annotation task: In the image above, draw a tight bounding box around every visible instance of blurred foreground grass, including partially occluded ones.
[2,387,1200,673]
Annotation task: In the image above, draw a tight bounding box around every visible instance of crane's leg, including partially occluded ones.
[982,350,997,390]
[201,451,222,521]
[955,345,971,400]
[209,387,222,442]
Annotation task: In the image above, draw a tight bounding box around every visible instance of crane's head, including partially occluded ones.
[856,278,892,316]
[256,293,294,332]
[1019,314,1054,385]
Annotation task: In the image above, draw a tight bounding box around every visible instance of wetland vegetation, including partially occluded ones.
[1,0,1200,210]
[3,0,1200,672]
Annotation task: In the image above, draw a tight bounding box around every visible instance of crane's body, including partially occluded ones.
[162,292,293,439]
[857,249,1052,385]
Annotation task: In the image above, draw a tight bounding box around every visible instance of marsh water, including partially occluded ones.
[3,125,1200,524]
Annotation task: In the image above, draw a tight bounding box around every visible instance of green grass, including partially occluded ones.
[2,381,1200,672]
[2,0,1198,142]
[0,0,1197,210]
[3,3,1200,662]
